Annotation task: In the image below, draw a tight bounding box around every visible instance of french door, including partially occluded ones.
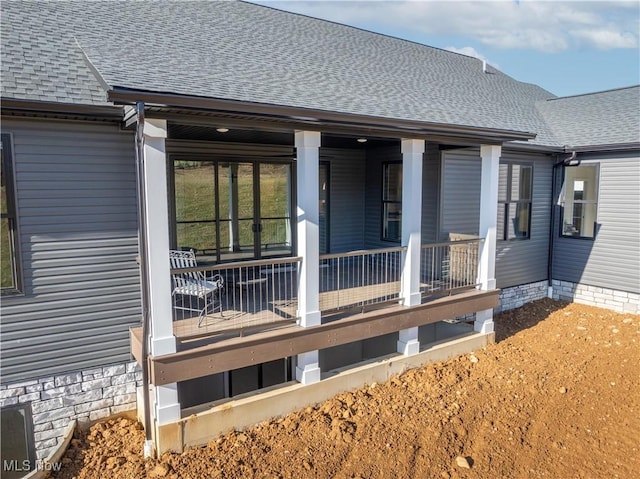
[172,158,293,262]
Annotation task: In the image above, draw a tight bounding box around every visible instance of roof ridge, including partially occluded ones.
[242,1,498,69]
[547,84,640,101]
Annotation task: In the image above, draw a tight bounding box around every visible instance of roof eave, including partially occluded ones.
[503,141,564,154]
[1,98,125,121]
[107,88,537,144]
[566,142,640,153]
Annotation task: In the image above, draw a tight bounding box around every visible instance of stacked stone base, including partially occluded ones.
[552,280,639,314]
[497,280,549,313]
[0,361,141,459]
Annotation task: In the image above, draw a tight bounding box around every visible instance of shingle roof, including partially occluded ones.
[1,1,636,149]
[536,87,640,148]
[1,1,108,105]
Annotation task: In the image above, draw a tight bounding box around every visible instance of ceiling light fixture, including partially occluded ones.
[357,138,367,143]
[216,128,229,133]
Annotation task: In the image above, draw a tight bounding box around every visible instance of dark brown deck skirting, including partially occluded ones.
[131,289,498,386]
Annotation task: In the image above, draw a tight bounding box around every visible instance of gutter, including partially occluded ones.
[134,102,154,456]
[0,98,124,120]
[107,88,537,143]
[565,142,640,153]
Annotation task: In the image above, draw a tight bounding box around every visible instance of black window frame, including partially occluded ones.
[498,161,533,241]
[381,161,402,243]
[1,133,22,295]
[559,163,599,240]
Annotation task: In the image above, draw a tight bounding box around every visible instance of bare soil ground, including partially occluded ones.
[52,299,639,479]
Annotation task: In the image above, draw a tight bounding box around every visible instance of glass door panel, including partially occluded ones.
[173,158,295,263]
[218,162,256,262]
[259,163,293,258]
[174,161,217,260]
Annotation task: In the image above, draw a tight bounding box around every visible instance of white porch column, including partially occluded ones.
[143,119,180,424]
[294,130,322,384]
[475,144,502,334]
[397,138,425,356]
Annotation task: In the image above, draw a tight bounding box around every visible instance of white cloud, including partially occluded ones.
[256,0,639,52]
[571,29,639,49]
[444,46,500,69]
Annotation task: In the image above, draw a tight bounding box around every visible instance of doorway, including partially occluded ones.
[171,159,294,262]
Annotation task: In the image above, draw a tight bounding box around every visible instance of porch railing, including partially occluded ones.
[319,246,405,313]
[169,237,482,338]
[420,236,482,296]
[170,256,301,338]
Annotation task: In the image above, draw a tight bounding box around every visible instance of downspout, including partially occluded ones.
[548,156,560,298]
[134,102,154,456]
[547,150,578,298]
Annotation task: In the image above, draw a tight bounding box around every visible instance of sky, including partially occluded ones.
[250,0,640,98]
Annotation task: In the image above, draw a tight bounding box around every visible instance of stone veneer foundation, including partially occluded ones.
[0,361,141,459]
[497,280,549,313]
[552,280,640,314]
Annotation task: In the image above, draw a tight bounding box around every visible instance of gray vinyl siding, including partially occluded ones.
[363,144,439,248]
[440,148,553,288]
[1,119,140,384]
[440,149,481,238]
[421,144,441,243]
[321,148,366,253]
[495,151,553,288]
[552,151,640,293]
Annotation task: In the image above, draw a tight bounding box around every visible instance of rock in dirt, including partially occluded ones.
[559,387,568,394]
[455,455,472,469]
[149,464,169,477]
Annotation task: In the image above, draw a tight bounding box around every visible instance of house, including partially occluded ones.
[1,0,638,465]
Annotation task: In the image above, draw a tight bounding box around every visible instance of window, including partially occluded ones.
[560,164,598,238]
[1,134,21,294]
[1,404,36,478]
[382,162,402,242]
[498,162,532,240]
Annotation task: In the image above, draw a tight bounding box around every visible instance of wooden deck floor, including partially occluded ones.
[129,288,499,386]
[172,281,408,342]
[173,310,295,344]
[171,279,474,344]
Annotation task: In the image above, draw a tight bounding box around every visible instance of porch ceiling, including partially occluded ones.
[168,123,399,149]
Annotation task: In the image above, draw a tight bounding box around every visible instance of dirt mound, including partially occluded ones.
[52,299,639,479]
